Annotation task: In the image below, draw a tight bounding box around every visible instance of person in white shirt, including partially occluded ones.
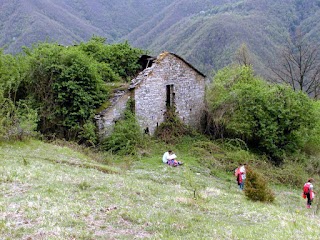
[240,163,246,181]
[162,150,182,166]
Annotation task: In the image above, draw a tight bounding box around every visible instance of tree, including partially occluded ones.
[206,65,317,163]
[79,37,144,81]
[233,43,253,67]
[270,35,320,98]
[22,42,108,142]
[0,49,26,102]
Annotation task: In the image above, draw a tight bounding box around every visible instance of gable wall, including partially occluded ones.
[135,54,205,134]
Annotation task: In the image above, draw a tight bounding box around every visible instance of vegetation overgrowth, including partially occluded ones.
[206,65,319,164]
[1,36,320,239]
[0,38,143,145]
[1,139,320,239]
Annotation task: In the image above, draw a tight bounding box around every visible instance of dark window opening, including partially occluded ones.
[166,84,175,108]
[138,55,156,70]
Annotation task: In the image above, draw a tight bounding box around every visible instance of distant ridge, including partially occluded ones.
[2,0,320,78]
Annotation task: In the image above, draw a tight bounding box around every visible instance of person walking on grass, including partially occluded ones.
[236,163,245,190]
[240,163,246,184]
[303,178,315,209]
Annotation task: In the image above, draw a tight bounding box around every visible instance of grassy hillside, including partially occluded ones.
[1,140,319,239]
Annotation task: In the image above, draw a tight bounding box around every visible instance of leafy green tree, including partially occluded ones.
[79,37,144,81]
[0,49,26,102]
[206,65,317,163]
[22,42,108,142]
[0,50,37,140]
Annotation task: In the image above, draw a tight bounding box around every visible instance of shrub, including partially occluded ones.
[155,107,192,144]
[305,156,320,176]
[206,65,317,164]
[0,97,38,141]
[303,101,320,156]
[192,140,222,154]
[272,164,306,187]
[78,37,143,81]
[244,166,275,202]
[78,120,98,146]
[22,42,108,141]
[101,106,144,155]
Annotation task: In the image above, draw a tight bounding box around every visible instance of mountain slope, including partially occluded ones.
[126,0,320,77]
[2,0,320,77]
[0,0,174,53]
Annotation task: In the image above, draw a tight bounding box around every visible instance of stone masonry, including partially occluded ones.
[96,52,206,136]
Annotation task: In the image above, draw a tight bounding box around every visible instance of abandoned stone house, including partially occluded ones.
[95,51,206,136]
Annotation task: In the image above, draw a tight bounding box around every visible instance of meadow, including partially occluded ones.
[1,139,319,239]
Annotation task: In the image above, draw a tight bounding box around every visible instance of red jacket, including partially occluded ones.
[237,172,243,184]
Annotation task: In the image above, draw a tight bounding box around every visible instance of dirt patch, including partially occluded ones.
[85,206,152,239]
[2,182,31,198]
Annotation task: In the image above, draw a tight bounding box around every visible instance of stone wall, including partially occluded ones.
[134,53,205,134]
[96,52,206,137]
[95,91,131,137]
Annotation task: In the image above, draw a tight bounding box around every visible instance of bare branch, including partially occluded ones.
[270,34,320,98]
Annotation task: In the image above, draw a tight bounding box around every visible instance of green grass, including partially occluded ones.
[0,140,319,239]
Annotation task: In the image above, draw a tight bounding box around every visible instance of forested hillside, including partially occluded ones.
[126,0,320,77]
[2,0,320,77]
[0,0,174,53]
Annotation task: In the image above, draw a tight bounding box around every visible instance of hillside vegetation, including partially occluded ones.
[0,0,174,53]
[1,24,320,239]
[2,0,320,77]
[1,139,320,239]
[127,0,320,77]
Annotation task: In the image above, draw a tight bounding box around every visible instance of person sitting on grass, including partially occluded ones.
[162,150,183,167]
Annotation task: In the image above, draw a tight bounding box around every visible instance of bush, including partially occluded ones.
[244,166,275,202]
[155,107,192,144]
[192,140,222,154]
[0,98,38,141]
[78,37,143,81]
[22,42,108,141]
[305,156,320,176]
[303,101,320,156]
[101,107,144,155]
[206,65,317,163]
[78,120,98,146]
[273,164,306,187]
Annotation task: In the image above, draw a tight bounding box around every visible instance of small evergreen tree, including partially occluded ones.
[244,166,275,202]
